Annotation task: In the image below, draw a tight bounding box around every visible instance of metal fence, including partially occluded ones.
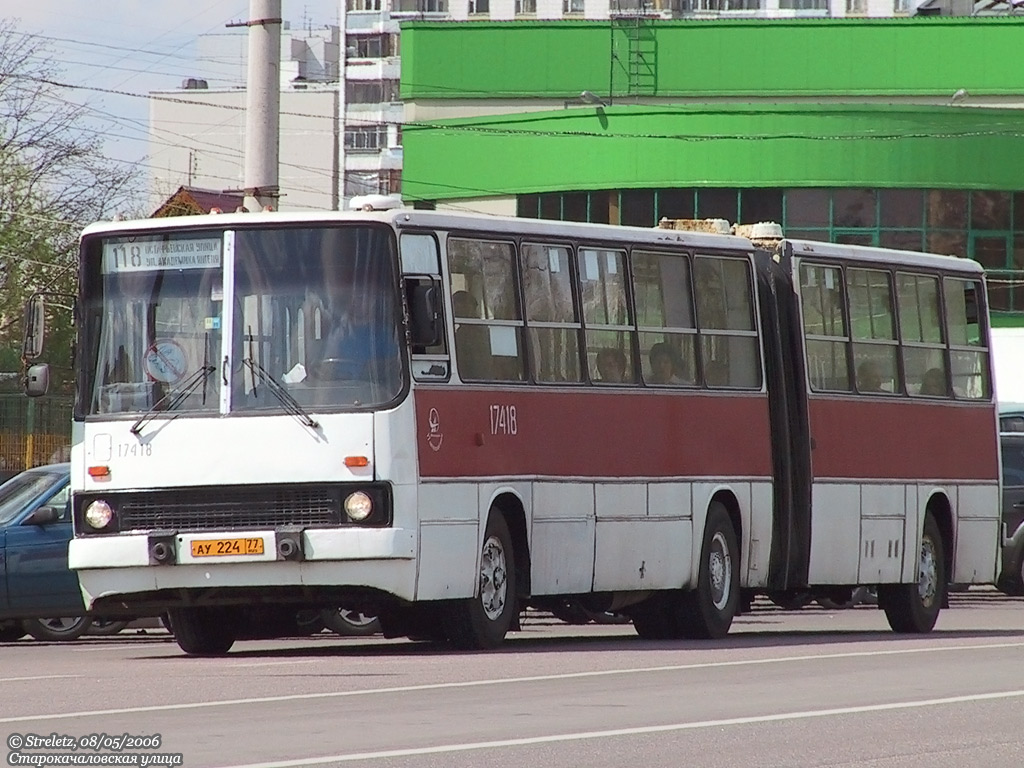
[0,394,73,478]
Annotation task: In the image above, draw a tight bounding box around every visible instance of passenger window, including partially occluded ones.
[694,255,760,389]
[579,248,636,384]
[448,238,525,382]
[633,250,695,387]
[800,263,851,392]
[848,268,899,395]
[896,272,948,398]
[944,277,990,400]
[522,243,581,383]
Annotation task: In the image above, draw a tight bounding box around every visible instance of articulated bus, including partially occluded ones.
[24,209,1001,655]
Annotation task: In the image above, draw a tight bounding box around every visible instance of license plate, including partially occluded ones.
[190,537,265,557]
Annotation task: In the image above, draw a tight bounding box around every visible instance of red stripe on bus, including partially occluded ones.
[415,388,773,479]
[807,397,998,481]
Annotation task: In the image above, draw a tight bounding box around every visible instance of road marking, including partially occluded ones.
[3,639,1024,724]
[207,688,1024,767]
[0,675,82,683]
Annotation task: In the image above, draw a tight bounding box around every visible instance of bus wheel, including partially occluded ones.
[167,608,236,655]
[879,513,946,634]
[443,511,516,650]
[631,592,681,640]
[677,503,739,639]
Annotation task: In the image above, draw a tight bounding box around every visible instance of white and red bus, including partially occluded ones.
[24,209,1000,654]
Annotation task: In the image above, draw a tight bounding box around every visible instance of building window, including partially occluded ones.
[345,80,400,104]
[347,0,382,10]
[563,0,585,11]
[516,0,537,12]
[469,0,489,12]
[392,0,447,9]
[385,169,402,194]
[648,0,693,11]
[344,125,388,152]
[346,34,395,59]
[846,0,868,12]
[894,0,911,11]
[696,0,763,10]
[779,0,826,7]
[345,171,400,198]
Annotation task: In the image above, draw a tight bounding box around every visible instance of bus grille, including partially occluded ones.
[118,487,341,532]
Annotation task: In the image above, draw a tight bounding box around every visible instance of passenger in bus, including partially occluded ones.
[595,348,629,383]
[919,367,947,396]
[453,290,492,380]
[648,342,686,385]
[856,359,885,393]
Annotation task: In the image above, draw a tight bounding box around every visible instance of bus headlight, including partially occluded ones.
[344,491,373,522]
[83,499,114,530]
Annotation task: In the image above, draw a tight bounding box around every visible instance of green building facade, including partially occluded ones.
[400,17,1024,320]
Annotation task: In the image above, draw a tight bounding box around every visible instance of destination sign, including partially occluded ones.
[102,237,222,274]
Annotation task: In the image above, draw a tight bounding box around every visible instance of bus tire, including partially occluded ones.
[631,592,681,640]
[677,502,739,639]
[879,513,945,634]
[442,511,516,650]
[167,608,236,655]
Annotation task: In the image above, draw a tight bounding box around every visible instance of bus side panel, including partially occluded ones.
[413,386,773,597]
[806,397,999,586]
[416,483,479,600]
[953,484,1001,583]
[414,388,772,480]
[806,483,861,584]
[807,399,998,482]
[531,481,595,595]
[593,519,692,592]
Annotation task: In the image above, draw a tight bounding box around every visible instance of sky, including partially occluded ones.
[7,2,341,169]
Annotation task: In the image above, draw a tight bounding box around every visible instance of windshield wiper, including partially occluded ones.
[242,356,320,430]
[129,364,216,435]
[244,325,319,430]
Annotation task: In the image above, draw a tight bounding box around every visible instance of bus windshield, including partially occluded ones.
[81,224,404,417]
[232,226,403,411]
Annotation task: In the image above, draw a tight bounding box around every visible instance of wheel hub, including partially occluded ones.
[709,531,732,611]
[918,538,938,607]
[480,535,508,621]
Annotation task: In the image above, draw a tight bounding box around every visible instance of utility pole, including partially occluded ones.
[240,0,282,211]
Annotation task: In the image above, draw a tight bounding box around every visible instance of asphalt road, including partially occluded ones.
[2,589,1024,768]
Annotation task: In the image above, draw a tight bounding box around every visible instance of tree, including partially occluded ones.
[0,20,139,390]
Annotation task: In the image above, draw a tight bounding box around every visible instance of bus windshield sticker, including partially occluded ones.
[102,237,223,274]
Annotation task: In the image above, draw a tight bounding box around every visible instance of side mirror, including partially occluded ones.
[407,279,442,348]
[24,363,50,398]
[23,293,46,361]
[24,505,60,526]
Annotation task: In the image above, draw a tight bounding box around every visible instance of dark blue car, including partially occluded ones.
[0,463,102,642]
